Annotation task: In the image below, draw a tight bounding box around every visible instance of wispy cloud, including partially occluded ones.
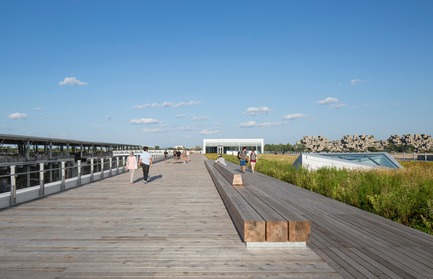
[192,116,208,121]
[129,118,159,124]
[317,97,339,105]
[350,79,361,86]
[8,112,28,120]
[134,100,201,109]
[59,77,87,86]
[244,106,271,115]
[317,97,346,109]
[239,121,284,128]
[176,114,187,119]
[143,128,168,133]
[199,129,219,135]
[283,113,304,120]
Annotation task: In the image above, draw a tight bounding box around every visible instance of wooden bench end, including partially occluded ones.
[232,174,243,186]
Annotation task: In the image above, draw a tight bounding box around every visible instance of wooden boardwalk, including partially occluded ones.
[222,161,433,279]
[0,154,340,279]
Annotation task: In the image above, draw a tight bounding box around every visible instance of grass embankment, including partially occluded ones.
[205,153,433,235]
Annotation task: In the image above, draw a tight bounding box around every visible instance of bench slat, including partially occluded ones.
[235,187,288,242]
[205,161,265,242]
[242,183,310,242]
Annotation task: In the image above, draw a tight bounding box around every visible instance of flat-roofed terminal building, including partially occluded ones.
[202,139,264,154]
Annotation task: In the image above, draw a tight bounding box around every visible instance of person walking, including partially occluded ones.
[164,150,168,163]
[126,151,138,184]
[139,146,152,184]
[239,146,247,174]
[183,149,187,164]
[250,149,257,174]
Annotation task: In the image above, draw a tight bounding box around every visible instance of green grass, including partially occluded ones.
[204,153,433,234]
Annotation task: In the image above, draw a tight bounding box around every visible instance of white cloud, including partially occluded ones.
[258,122,284,128]
[199,129,219,135]
[8,112,28,120]
[317,97,347,109]
[240,121,257,127]
[176,114,187,119]
[59,77,87,86]
[174,100,201,107]
[244,106,271,115]
[283,113,304,120]
[134,100,201,109]
[317,97,339,105]
[129,118,159,124]
[192,116,208,121]
[350,79,361,86]
[239,121,284,128]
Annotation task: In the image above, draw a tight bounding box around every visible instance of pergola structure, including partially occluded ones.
[0,134,141,163]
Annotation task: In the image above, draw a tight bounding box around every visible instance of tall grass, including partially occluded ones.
[206,153,433,234]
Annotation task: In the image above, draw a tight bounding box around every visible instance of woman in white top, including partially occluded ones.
[126,151,138,184]
[250,149,258,174]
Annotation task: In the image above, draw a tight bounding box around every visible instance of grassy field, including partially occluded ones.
[205,153,433,235]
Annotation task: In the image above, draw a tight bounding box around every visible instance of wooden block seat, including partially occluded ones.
[213,161,243,186]
[205,160,310,245]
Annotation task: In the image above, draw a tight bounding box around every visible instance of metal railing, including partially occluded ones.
[0,154,165,209]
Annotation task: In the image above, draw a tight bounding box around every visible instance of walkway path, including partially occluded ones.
[0,153,339,278]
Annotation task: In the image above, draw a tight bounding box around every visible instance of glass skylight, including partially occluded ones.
[293,152,403,170]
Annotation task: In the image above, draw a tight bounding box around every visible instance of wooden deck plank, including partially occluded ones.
[221,161,433,279]
[2,156,433,279]
[0,154,341,278]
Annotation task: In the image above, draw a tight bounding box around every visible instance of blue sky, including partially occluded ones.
[1,0,432,148]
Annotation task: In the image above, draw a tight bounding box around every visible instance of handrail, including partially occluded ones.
[0,154,165,209]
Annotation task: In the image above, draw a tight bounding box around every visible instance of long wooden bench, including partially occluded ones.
[205,160,265,242]
[205,160,310,246]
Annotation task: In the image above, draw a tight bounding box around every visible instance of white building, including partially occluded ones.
[202,139,264,154]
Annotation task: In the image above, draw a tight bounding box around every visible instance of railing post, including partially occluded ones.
[90,158,94,182]
[77,160,81,185]
[61,161,66,191]
[116,157,120,174]
[101,158,104,179]
[39,163,45,196]
[109,157,112,177]
[26,165,30,189]
[9,165,16,206]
